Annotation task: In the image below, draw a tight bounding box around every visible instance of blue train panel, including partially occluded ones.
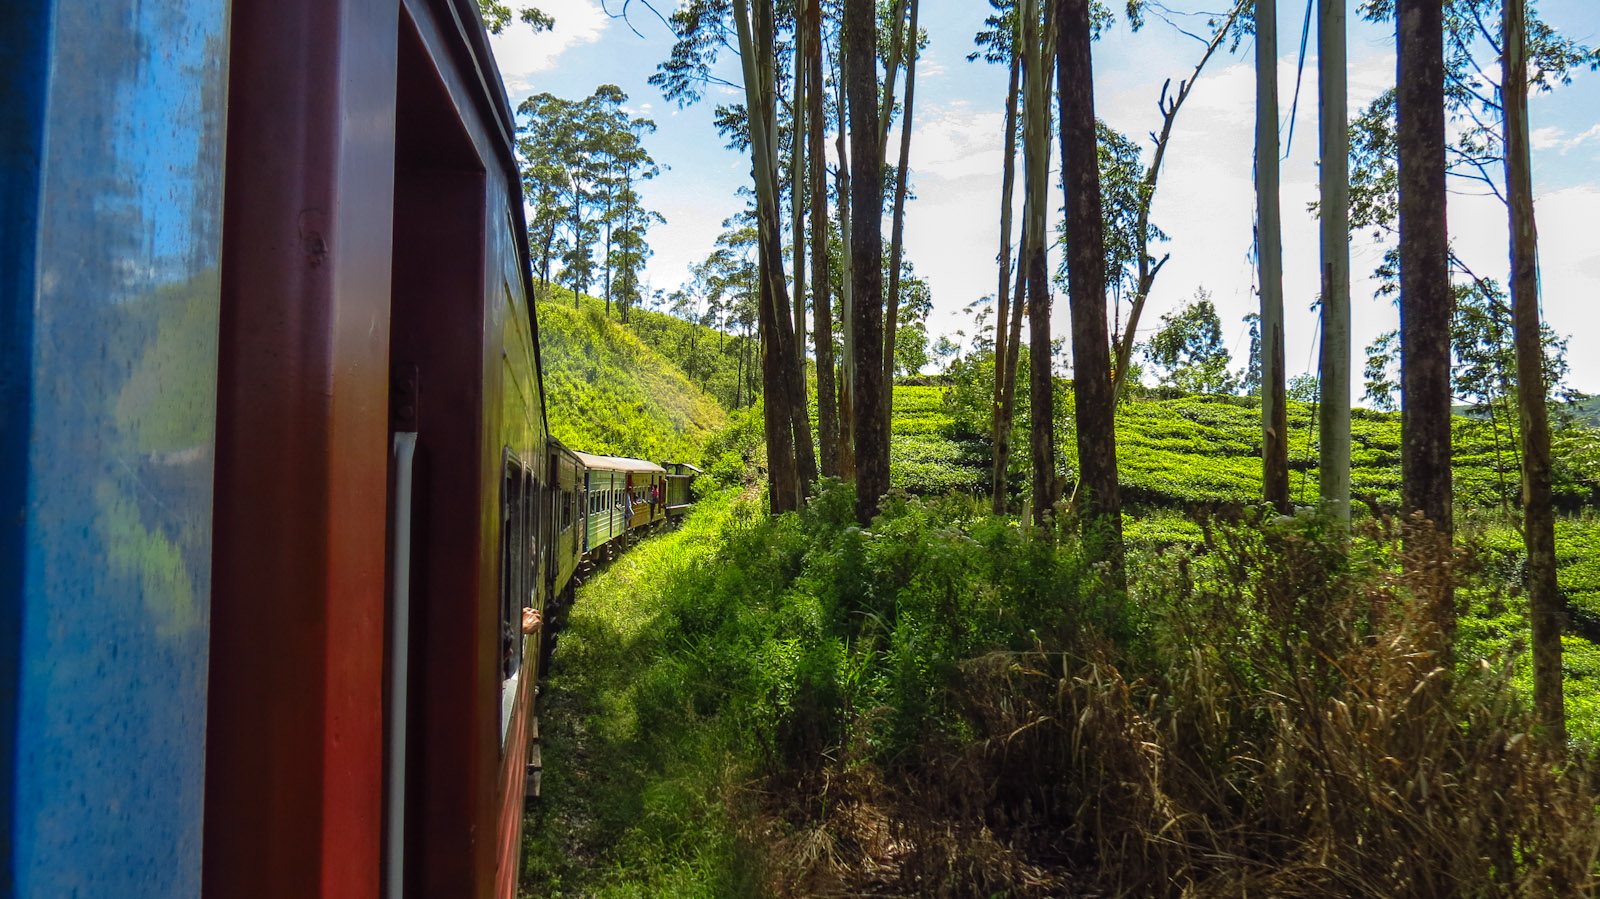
[0,1,229,895]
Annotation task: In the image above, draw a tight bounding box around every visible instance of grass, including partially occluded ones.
[521,491,768,898]
[524,487,1600,896]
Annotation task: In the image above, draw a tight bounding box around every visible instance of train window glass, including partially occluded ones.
[500,454,528,687]
[524,468,537,606]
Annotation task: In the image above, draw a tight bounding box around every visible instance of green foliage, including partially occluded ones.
[520,492,769,897]
[478,0,553,34]
[700,404,766,487]
[526,486,1600,895]
[599,287,757,412]
[1458,515,1600,742]
[537,298,726,463]
[891,273,934,377]
[1142,289,1236,395]
[517,86,663,313]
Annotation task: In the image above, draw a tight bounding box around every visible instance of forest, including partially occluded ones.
[488,0,1600,895]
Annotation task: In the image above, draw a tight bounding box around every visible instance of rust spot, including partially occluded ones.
[305,232,329,267]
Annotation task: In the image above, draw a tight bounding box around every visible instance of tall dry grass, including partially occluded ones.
[763,509,1600,897]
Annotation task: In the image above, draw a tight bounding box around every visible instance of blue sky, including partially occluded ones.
[490,0,1600,395]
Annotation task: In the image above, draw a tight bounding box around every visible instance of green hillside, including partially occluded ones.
[536,299,727,464]
[544,287,756,413]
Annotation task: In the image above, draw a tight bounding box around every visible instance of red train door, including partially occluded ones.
[387,12,494,896]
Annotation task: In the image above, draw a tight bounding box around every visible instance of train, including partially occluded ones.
[0,1,694,896]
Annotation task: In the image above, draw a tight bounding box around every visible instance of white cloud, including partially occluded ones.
[1547,124,1600,155]
[488,0,612,97]
[1532,126,1567,151]
[1447,183,1600,389]
[905,101,1007,182]
[1567,124,1600,153]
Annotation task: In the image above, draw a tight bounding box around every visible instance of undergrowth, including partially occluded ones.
[524,487,1600,897]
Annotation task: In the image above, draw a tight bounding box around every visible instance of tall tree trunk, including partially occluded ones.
[1058,0,1124,580]
[733,0,807,510]
[792,20,808,374]
[1022,0,1055,527]
[1318,0,1351,526]
[878,0,910,150]
[845,0,887,525]
[758,258,800,512]
[834,50,858,480]
[808,0,840,477]
[997,225,1028,515]
[991,43,1022,514]
[734,324,744,408]
[883,0,921,405]
[571,174,584,308]
[762,0,818,493]
[604,162,614,316]
[1503,0,1564,741]
[1257,0,1290,512]
[1397,0,1454,646]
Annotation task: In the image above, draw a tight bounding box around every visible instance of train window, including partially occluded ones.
[500,454,531,687]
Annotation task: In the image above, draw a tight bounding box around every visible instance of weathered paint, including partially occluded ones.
[0,0,229,894]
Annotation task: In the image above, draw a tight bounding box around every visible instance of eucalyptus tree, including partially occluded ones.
[651,0,814,511]
[516,92,575,298]
[1255,0,1289,510]
[828,6,859,480]
[1395,0,1454,663]
[607,181,666,323]
[882,0,923,413]
[1351,0,1597,229]
[970,1,1024,512]
[1503,0,1564,740]
[1143,292,1237,395]
[1320,0,1353,528]
[804,0,841,476]
[592,100,663,318]
[1103,1,1248,409]
[1017,0,1054,526]
[600,116,665,321]
[845,0,888,524]
[1057,0,1123,578]
[700,224,763,409]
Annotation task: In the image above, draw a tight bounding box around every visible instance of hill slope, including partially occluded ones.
[537,300,727,464]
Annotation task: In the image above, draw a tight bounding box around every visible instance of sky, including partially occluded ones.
[488,0,1600,396]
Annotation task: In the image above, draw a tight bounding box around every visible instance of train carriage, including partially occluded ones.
[574,452,666,555]
[547,437,586,602]
[200,0,551,896]
[664,462,705,518]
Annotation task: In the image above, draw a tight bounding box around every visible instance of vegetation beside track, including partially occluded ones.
[525,317,1600,895]
[537,299,726,463]
[525,483,1600,896]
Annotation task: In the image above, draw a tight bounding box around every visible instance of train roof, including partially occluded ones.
[572,451,666,474]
